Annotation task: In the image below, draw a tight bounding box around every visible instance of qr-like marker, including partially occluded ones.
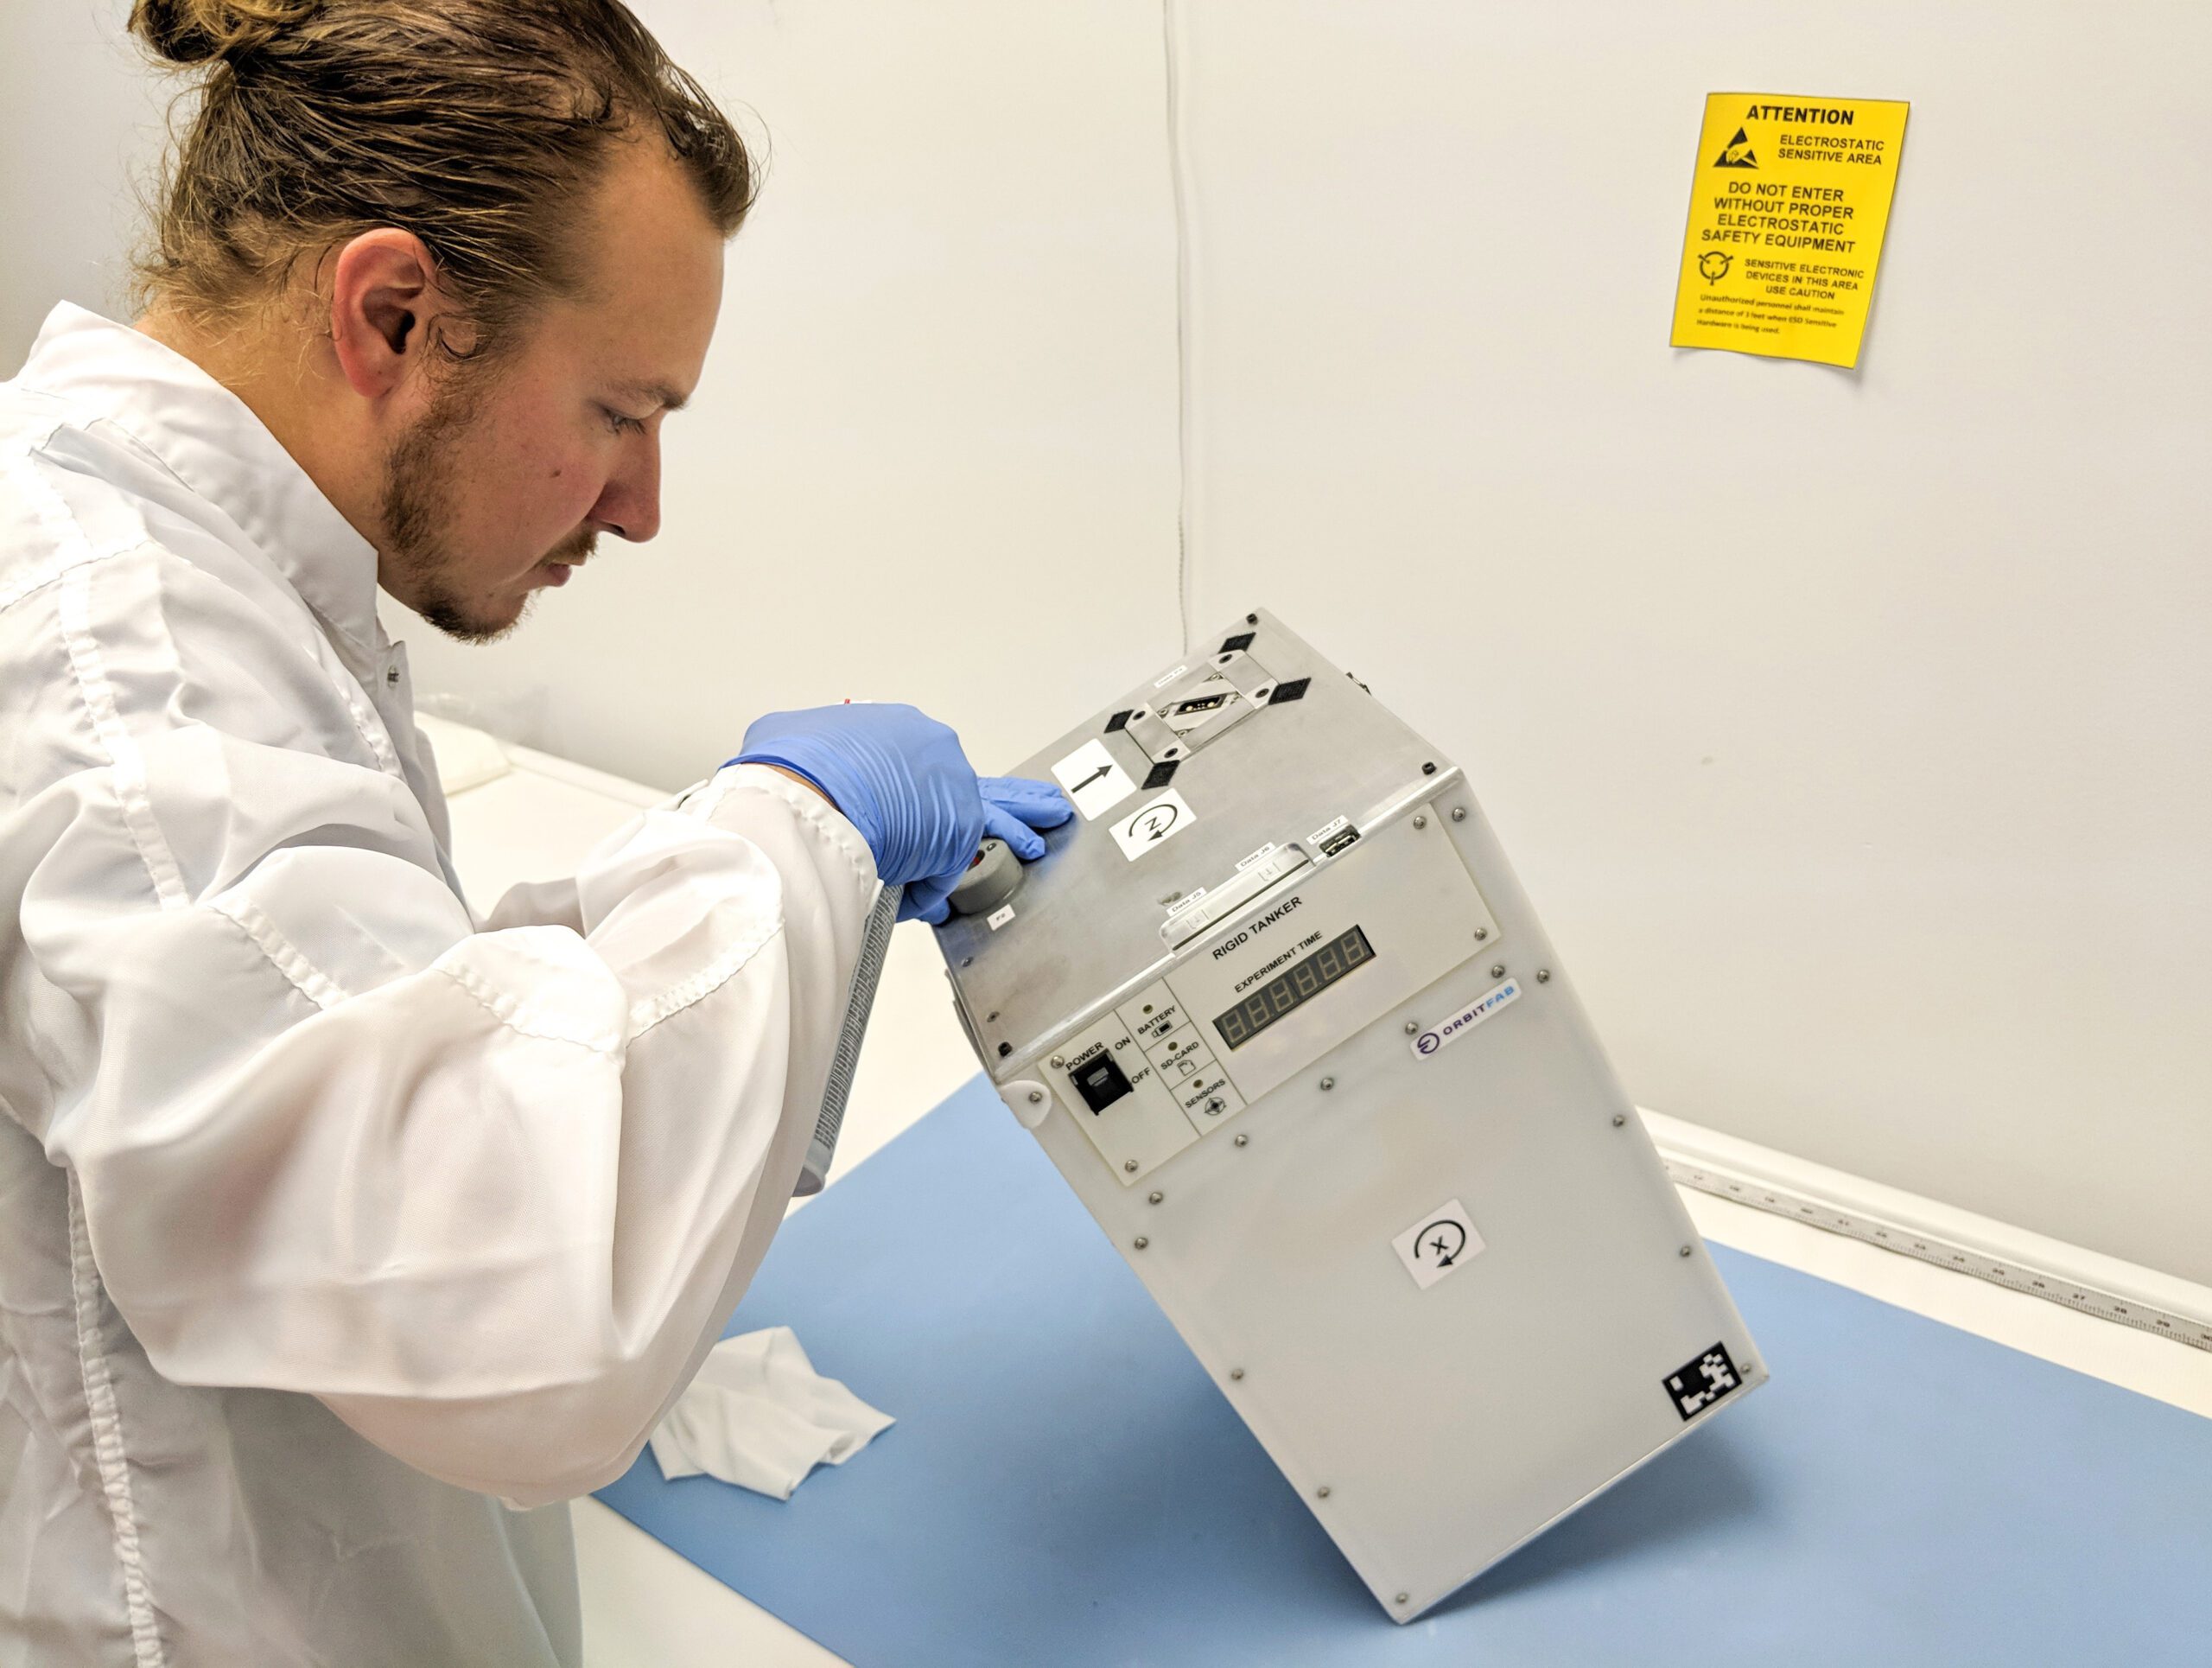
[1663,1341,1743,1421]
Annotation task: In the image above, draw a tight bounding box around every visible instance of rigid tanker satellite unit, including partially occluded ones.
[929,610,1766,1619]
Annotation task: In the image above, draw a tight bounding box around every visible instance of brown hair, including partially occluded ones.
[130,0,757,360]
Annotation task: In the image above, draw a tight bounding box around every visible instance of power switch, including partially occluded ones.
[1071,1049,1134,1114]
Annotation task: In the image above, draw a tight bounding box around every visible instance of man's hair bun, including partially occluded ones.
[130,0,321,67]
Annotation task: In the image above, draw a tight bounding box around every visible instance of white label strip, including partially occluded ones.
[1410,978,1522,1059]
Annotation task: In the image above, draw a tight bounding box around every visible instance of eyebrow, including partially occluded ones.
[611,379,690,414]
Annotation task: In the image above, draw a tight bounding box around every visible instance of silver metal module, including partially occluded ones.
[931,609,1764,1622]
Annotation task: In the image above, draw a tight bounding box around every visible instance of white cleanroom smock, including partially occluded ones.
[0,305,881,1667]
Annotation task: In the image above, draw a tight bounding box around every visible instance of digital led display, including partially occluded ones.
[1211,926,1376,1051]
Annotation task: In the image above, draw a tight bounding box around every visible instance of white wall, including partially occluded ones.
[0,0,166,354]
[4,3,2204,1284]
[1173,0,2212,1283]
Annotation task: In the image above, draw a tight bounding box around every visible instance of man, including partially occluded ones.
[0,3,1066,1661]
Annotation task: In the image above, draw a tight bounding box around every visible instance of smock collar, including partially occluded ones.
[14,302,385,655]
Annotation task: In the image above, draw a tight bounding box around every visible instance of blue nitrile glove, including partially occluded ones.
[729,709,1071,925]
[901,776,1074,924]
[731,704,981,921]
[976,776,1075,863]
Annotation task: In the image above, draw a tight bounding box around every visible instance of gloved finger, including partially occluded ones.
[897,872,957,925]
[981,800,1047,863]
[978,776,1074,830]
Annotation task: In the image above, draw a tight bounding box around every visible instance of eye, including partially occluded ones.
[600,405,645,436]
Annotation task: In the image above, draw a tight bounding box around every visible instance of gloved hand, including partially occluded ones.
[729,707,1070,924]
[893,776,1071,923]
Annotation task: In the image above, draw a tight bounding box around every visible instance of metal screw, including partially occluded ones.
[1125,1160,1139,1173]
[1535,969,1551,984]
[1679,1245,1694,1258]
[1027,1089,1045,1105]
[1229,1367,1245,1381]
[1234,1133,1249,1147]
[1403,1020,1420,1035]
[1491,964,1505,978]
[1051,1055,1065,1069]
[1412,813,1427,830]
[1316,1486,1332,1499]
[962,958,973,968]
[1148,1190,1163,1204]
[1134,1237,1149,1250]
[1612,1113,1627,1127]
[1319,1076,1335,1091]
[1451,806,1466,822]
[1395,1593,1410,1606]
[1473,926,1488,940]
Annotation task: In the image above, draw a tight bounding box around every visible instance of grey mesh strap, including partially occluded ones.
[794,881,902,1197]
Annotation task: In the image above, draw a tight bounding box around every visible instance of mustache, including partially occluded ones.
[548,527,599,565]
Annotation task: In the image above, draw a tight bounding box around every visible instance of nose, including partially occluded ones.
[590,434,663,543]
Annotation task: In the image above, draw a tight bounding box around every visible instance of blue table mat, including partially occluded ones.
[598,1076,2212,1666]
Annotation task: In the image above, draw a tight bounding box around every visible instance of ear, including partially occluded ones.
[327,229,453,404]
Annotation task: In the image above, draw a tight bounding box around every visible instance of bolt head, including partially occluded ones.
[1124,1159,1139,1173]
[1451,806,1467,821]
[1319,1076,1335,1091]
[1473,926,1488,940]
[1612,1113,1627,1127]
[1134,1236,1149,1250]
[1491,964,1506,978]
[1027,1089,1045,1105]
[1395,1593,1410,1606]
[1412,813,1427,830]
[1535,968,1551,984]
[1316,1486,1331,1499]
[1229,1366,1245,1381]
[1050,1055,1065,1069]
[1147,1190,1163,1204]
[1234,1133,1249,1147]
[1403,1020,1420,1035]
[1679,1245,1694,1257]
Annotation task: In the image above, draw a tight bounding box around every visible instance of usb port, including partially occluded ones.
[1319,826,1361,857]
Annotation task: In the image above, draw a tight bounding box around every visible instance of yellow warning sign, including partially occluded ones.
[1671,92,1910,368]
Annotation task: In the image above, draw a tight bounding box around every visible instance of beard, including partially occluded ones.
[378,382,596,645]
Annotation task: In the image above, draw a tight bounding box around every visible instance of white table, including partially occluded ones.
[427,718,2212,1668]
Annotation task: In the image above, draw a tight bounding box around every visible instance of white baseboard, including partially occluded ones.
[1642,1109,2212,1354]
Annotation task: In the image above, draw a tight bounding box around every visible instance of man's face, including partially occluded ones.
[378,141,725,642]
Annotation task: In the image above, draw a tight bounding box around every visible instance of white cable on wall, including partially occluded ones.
[1160,0,1198,655]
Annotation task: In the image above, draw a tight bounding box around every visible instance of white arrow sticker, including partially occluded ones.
[1050,738,1139,821]
[1109,789,1197,862]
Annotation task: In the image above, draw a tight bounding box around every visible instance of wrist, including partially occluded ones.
[752,762,839,813]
